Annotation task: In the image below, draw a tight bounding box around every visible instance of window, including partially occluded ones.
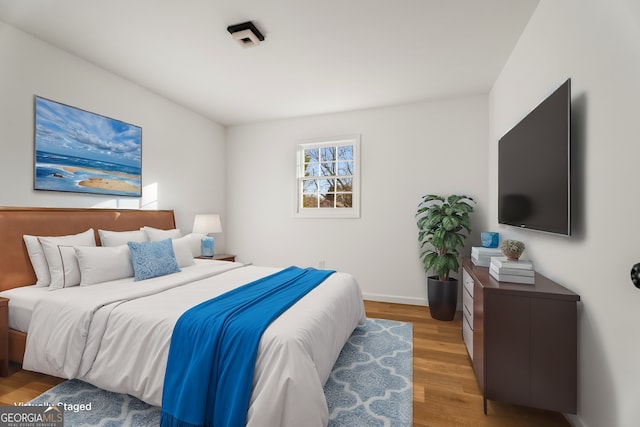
[295,135,360,218]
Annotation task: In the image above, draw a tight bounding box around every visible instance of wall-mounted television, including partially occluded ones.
[498,79,571,236]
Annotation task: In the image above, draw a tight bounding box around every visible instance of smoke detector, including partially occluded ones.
[227,21,265,48]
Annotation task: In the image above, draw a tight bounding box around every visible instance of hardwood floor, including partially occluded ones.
[0,366,62,406]
[0,301,570,426]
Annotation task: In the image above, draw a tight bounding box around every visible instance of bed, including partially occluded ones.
[0,207,366,426]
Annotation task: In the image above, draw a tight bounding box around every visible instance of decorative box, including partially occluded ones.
[480,232,499,248]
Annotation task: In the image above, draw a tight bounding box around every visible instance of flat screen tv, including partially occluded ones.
[498,79,571,236]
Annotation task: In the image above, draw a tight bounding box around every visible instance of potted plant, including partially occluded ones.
[416,194,475,320]
[500,239,525,260]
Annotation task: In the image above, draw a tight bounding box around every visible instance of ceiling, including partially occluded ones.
[0,0,539,126]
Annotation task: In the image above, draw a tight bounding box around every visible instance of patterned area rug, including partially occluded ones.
[324,318,413,426]
[27,318,412,426]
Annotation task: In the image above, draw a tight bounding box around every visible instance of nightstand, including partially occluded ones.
[197,254,236,262]
[0,297,8,376]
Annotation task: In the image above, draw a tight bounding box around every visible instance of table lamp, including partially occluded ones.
[192,214,222,257]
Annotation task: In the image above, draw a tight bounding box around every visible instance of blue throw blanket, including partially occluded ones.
[160,266,335,427]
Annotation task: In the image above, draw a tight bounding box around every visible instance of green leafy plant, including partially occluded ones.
[416,194,475,280]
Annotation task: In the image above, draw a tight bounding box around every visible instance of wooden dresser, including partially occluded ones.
[461,257,580,415]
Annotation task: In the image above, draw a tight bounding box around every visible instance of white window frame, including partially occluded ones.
[294,134,360,218]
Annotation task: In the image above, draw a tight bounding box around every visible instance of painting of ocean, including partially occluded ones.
[34,96,142,197]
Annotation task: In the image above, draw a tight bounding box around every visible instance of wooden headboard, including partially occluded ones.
[0,207,176,291]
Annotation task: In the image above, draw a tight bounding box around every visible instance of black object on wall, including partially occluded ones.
[631,263,640,289]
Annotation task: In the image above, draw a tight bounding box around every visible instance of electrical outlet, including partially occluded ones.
[318,260,325,269]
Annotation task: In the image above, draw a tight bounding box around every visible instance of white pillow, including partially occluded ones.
[39,229,96,290]
[172,236,195,268]
[57,246,81,289]
[142,226,182,241]
[23,235,51,287]
[183,233,203,257]
[75,245,134,286]
[98,229,148,247]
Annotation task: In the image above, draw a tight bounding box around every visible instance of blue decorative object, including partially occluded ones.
[127,239,180,281]
[481,232,499,248]
[200,236,214,257]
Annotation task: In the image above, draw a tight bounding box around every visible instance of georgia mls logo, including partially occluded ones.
[44,405,62,416]
[0,405,64,426]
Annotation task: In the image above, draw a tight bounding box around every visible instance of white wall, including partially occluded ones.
[0,21,227,246]
[226,96,489,305]
[489,1,640,426]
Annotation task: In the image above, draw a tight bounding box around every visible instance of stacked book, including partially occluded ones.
[471,247,503,267]
[489,257,535,284]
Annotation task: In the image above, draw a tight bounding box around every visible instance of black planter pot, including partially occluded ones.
[427,276,458,321]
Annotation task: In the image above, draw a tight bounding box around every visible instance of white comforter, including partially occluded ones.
[23,261,366,427]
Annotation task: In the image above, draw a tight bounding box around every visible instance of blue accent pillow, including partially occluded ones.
[128,238,181,281]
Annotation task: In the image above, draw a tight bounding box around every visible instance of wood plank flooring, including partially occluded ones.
[0,300,570,426]
[0,367,62,406]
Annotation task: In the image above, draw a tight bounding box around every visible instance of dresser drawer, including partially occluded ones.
[463,297,473,329]
[463,269,474,297]
[463,282,473,329]
[463,314,473,360]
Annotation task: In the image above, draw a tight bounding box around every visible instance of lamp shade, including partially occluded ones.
[193,214,222,234]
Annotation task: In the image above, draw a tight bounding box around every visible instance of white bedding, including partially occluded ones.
[22,260,366,427]
[0,260,225,333]
[0,285,50,332]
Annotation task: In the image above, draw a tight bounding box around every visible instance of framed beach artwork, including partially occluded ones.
[34,96,142,197]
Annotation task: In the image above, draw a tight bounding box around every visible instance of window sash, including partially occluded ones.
[295,135,360,218]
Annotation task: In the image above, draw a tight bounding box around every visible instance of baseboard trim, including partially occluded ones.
[362,292,427,306]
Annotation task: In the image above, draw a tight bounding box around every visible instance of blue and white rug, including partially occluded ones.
[324,318,412,427]
[27,318,412,426]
